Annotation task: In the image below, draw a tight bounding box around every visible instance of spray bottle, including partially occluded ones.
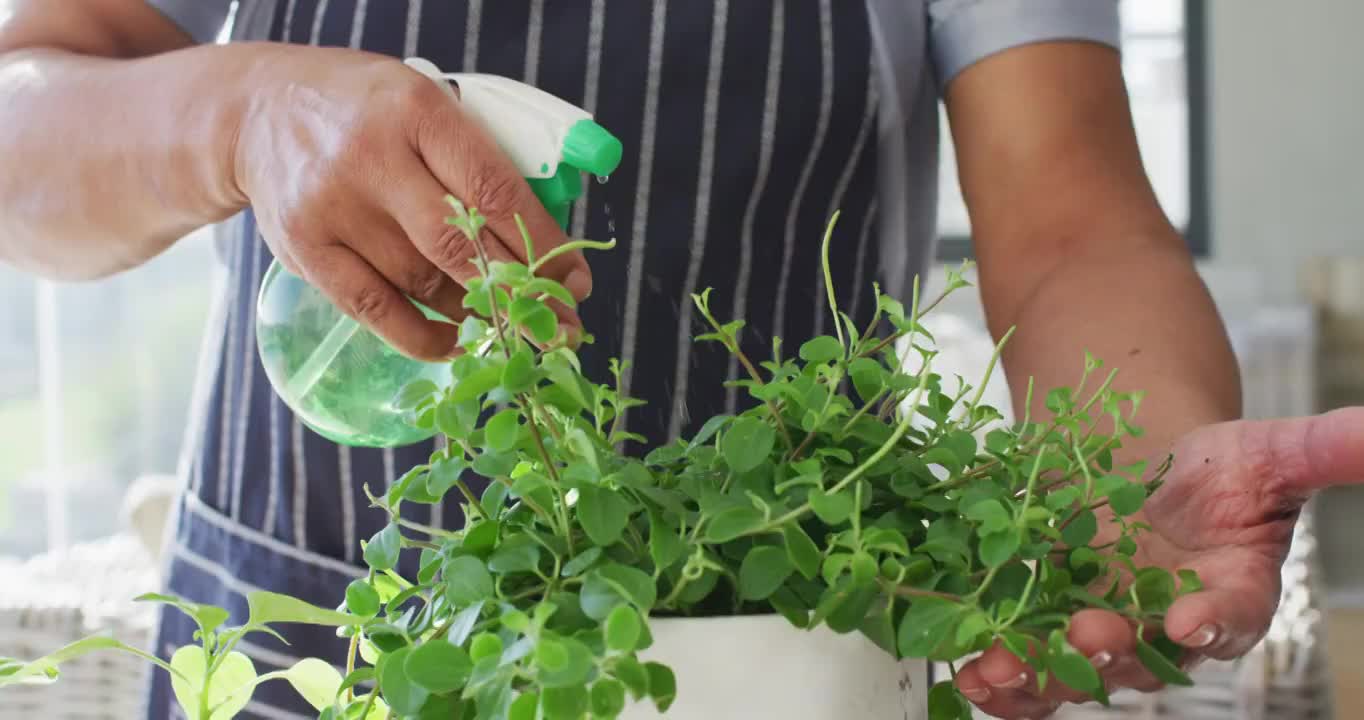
[255,58,622,448]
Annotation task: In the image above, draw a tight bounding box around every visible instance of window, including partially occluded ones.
[936,0,1206,258]
[0,3,239,559]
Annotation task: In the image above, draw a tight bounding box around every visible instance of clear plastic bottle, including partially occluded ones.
[254,60,622,448]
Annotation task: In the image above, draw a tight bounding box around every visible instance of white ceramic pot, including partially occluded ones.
[621,615,928,720]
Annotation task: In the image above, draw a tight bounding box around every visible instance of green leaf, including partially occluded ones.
[1133,567,1177,612]
[473,674,514,720]
[509,297,559,343]
[396,379,440,410]
[782,524,821,580]
[0,635,178,688]
[283,658,343,712]
[591,679,627,717]
[1047,629,1108,704]
[134,593,230,637]
[720,416,776,473]
[979,530,1021,569]
[576,485,632,546]
[488,535,542,574]
[964,499,1011,534]
[927,681,973,719]
[1060,509,1098,547]
[688,414,732,450]
[849,552,878,587]
[1109,482,1147,516]
[954,611,991,648]
[445,556,495,607]
[704,506,765,543]
[644,662,677,712]
[246,591,359,627]
[378,646,429,716]
[345,580,381,617]
[581,564,657,620]
[798,336,843,364]
[170,646,256,720]
[941,430,978,467]
[445,601,485,647]
[541,686,589,720]
[363,523,402,571]
[508,692,539,720]
[897,597,962,658]
[405,641,473,695]
[605,605,643,652]
[535,640,569,672]
[450,362,503,404]
[739,546,794,601]
[1178,568,1204,594]
[426,457,468,498]
[1135,637,1193,686]
[463,519,500,555]
[521,276,577,307]
[484,409,521,452]
[472,449,517,478]
[848,357,885,402]
[469,633,503,663]
[500,349,536,394]
[561,547,603,577]
[648,509,686,570]
[807,487,854,525]
[613,657,650,700]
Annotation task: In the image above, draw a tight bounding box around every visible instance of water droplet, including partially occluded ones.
[596,175,610,184]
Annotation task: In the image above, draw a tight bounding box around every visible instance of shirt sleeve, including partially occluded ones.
[143,0,235,44]
[928,0,1121,88]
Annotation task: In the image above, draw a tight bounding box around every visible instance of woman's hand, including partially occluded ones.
[233,45,589,360]
[956,407,1364,719]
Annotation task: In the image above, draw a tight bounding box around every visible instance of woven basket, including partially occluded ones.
[0,533,160,719]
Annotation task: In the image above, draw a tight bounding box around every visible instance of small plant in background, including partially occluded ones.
[0,199,1202,719]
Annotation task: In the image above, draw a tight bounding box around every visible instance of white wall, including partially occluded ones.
[1205,0,1364,299]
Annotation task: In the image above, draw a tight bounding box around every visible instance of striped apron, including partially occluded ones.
[148,1,905,717]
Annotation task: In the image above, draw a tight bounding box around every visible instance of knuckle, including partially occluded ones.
[467,162,529,224]
[396,72,447,115]
[348,285,392,325]
[404,265,448,303]
[426,225,478,274]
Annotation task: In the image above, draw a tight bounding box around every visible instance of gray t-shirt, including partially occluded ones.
[147,0,1119,299]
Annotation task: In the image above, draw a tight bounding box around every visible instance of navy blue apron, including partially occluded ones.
[149,1,881,716]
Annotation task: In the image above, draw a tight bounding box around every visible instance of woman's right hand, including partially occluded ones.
[230,45,590,360]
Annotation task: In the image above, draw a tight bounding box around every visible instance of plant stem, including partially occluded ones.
[819,211,847,350]
[789,369,841,461]
[1001,563,1040,628]
[964,326,1015,420]
[494,476,555,526]
[839,385,889,436]
[885,583,961,602]
[753,367,931,535]
[393,515,459,539]
[453,479,490,522]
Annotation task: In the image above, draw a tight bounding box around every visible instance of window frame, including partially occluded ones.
[935,0,1210,261]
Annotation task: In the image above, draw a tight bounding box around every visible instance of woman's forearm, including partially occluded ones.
[0,43,256,279]
[983,236,1242,460]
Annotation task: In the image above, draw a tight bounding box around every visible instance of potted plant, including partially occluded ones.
[0,199,1200,720]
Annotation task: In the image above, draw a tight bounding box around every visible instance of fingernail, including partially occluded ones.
[564,268,591,299]
[1185,624,1220,649]
[961,686,991,703]
[1088,651,1114,670]
[993,672,1029,689]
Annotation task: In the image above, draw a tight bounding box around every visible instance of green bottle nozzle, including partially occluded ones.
[527,119,622,228]
[563,118,623,178]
